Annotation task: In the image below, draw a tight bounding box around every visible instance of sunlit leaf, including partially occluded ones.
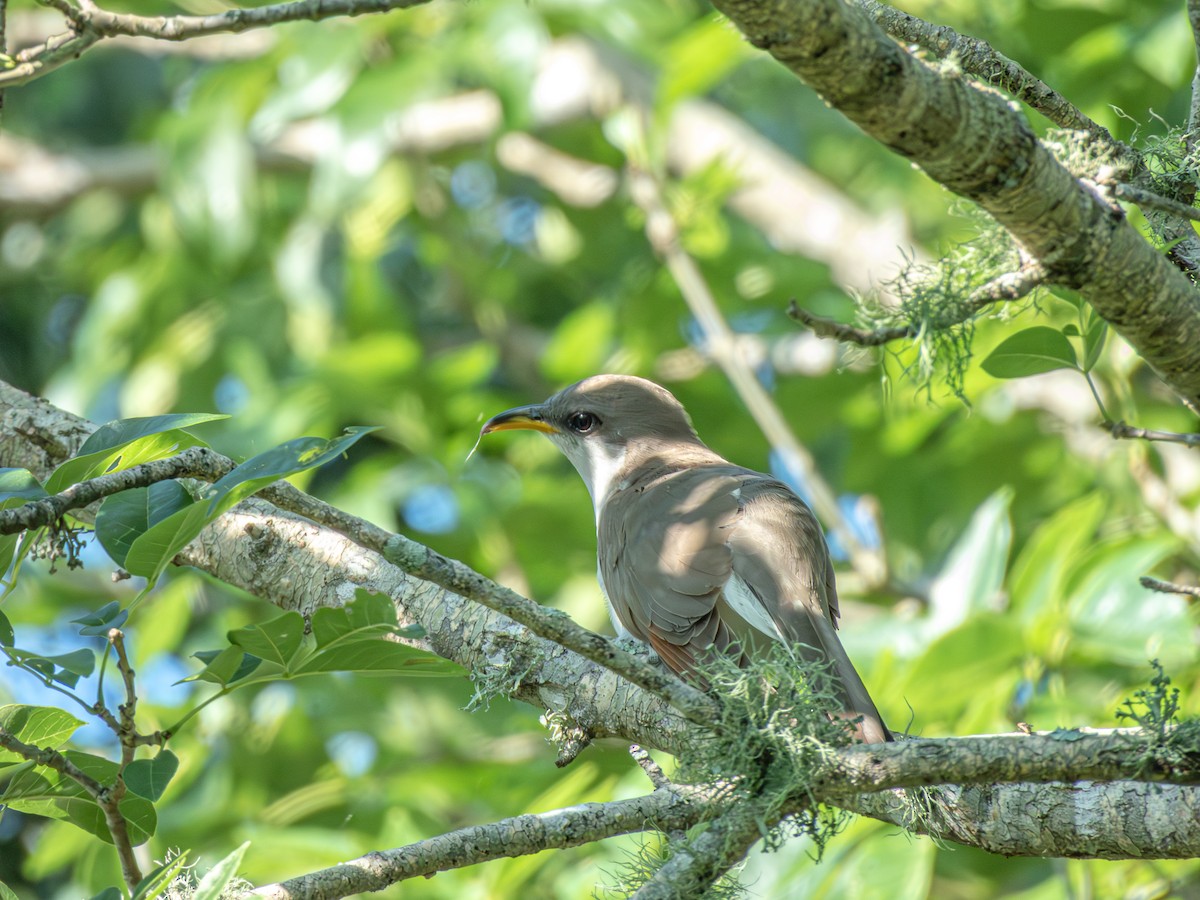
[0,469,47,505]
[980,327,1078,378]
[124,751,179,802]
[96,480,194,567]
[184,647,261,686]
[192,841,249,900]
[228,612,305,668]
[0,706,85,762]
[123,427,379,583]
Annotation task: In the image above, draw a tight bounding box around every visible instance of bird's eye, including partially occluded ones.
[566,411,599,434]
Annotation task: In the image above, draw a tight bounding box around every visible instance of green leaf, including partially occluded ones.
[980,327,1079,378]
[304,594,456,676]
[0,610,12,648]
[45,414,227,495]
[70,601,129,636]
[296,638,462,677]
[0,706,85,762]
[123,427,378,583]
[1082,315,1108,372]
[76,413,229,459]
[88,890,123,900]
[132,852,192,900]
[96,481,194,567]
[1,880,22,900]
[63,794,157,846]
[124,750,179,801]
[41,649,95,677]
[184,647,261,686]
[926,488,1012,637]
[0,469,47,505]
[192,842,249,900]
[203,426,380,517]
[228,612,305,668]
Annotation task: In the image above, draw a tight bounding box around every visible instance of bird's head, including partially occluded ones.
[481,375,703,505]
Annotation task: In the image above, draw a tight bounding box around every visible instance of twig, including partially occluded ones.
[626,165,889,588]
[247,787,711,899]
[1113,182,1200,225]
[789,266,1047,347]
[632,800,767,900]
[853,0,1125,156]
[0,725,143,888]
[1189,0,1200,152]
[1140,576,1200,599]
[0,446,233,535]
[1105,421,1200,448]
[629,744,670,790]
[3,0,433,88]
[109,629,138,766]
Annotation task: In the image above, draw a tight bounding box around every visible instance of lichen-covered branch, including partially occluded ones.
[853,0,1120,151]
[248,785,712,899]
[788,265,1045,346]
[711,0,1200,412]
[7,380,1200,861]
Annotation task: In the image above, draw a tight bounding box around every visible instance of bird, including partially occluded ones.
[480,374,891,743]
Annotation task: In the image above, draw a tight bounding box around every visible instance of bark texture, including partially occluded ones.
[711,0,1200,412]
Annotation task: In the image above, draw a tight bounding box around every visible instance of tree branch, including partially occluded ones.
[0,445,232,535]
[788,265,1046,346]
[1140,576,1200,599]
[1105,420,1200,448]
[1189,0,1200,152]
[0,724,143,887]
[8,380,1200,862]
[4,0,432,88]
[711,0,1200,414]
[247,786,712,899]
[853,0,1122,152]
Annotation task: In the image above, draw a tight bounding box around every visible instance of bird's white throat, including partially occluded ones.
[555,437,627,523]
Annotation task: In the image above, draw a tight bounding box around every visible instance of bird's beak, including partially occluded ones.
[480,404,559,435]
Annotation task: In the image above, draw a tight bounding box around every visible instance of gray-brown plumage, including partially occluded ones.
[482,374,891,743]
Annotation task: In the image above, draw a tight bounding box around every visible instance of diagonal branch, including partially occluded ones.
[789,265,1046,347]
[711,0,1200,414]
[853,0,1122,153]
[4,0,432,88]
[247,785,712,899]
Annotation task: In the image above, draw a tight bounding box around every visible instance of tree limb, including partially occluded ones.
[853,0,1121,152]
[7,380,1200,861]
[4,0,432,88]
[247,785,712,899]
[710,0,1200,413]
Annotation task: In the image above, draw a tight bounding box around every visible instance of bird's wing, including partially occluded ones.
[726,477,891,742]
[601,467,891,742]
[598,467,745,676]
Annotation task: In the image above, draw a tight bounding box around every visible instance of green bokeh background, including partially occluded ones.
[1,0,1198,895]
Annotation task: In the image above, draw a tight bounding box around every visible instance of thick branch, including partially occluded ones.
[854,0,1120,151]
[8,380,1200,860]
[711,0,1200,412]
[248,786,711,899]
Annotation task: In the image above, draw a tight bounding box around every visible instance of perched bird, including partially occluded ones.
[481,374,891,743]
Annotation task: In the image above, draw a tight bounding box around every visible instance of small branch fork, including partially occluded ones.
[0,625,165,889]
[7,0,433,88]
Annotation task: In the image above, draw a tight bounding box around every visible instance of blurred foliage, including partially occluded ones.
[1,0,1200,896]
